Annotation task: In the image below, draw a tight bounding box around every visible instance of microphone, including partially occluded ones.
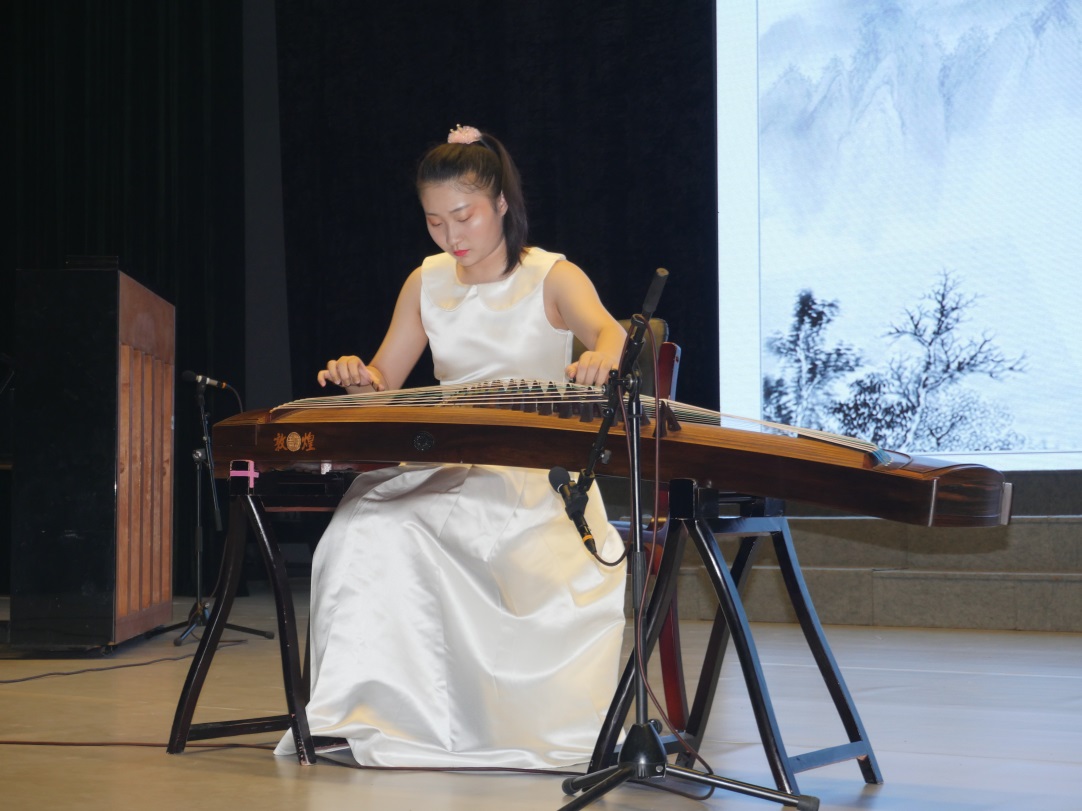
[181,370,229,390]
[548,466,597,556]
[642,267,669,320]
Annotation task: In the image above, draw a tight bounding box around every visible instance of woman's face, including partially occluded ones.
[420,179,508,279]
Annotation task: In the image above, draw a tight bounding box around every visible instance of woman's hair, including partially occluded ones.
[417,129,528,275]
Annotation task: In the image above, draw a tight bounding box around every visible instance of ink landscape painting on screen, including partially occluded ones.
[755,0,1082,470]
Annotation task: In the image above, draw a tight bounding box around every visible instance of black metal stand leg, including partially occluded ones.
[167,494,314,763]
[168,497,249,753]
[673,484,799,796]
[170,601,210,645]
[664,765,821,811]
[676,530,764,762]
[772,524,882,783]
[244,495,315,762]
[562,765,637,810]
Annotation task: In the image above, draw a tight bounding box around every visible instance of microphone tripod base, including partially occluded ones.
[146,600,275,646]
[562,720,819,811]
[561,721,668,809]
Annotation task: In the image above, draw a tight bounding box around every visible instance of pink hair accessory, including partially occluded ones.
[447,124,483,145]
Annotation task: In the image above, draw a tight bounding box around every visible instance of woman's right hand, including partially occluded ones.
[317,355,386,390]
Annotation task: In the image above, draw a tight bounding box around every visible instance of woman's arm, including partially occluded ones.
[317,268,429,392]
[544,260,627,387]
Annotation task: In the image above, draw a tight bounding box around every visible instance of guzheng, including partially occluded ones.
[212,381,1012,528]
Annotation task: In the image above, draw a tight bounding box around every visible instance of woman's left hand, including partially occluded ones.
[566,350,618,387]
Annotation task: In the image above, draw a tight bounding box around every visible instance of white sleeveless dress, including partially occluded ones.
[275,248,628,768]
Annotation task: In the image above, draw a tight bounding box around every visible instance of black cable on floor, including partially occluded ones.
[0,640,248,684]
[0,740,275,750]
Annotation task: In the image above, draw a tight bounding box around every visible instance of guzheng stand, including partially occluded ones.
[586,481,882,802]
[167,471,883,797]
[167,468,344,762]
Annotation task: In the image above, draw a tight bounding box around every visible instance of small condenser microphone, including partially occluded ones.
[548,466,597,556]
[182,370,229,389]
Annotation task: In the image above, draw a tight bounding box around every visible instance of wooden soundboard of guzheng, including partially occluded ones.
[212,391,1011,529]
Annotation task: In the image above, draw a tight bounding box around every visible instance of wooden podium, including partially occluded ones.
[11,268,175,648]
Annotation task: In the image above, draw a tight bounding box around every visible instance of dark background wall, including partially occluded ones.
[2,0,719,595]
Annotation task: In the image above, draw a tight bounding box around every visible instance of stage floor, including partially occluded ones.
[1,586,1079,811]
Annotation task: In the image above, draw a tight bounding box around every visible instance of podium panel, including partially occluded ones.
[12,269,174,648]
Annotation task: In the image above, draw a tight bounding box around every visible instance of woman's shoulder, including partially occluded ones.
[539,253,591,287]
[417,253,457,297]
[521,246,566,271]
[420,252,456,272]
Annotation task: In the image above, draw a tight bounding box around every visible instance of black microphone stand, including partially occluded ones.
[556,270,817,811]
[150,381,273,645]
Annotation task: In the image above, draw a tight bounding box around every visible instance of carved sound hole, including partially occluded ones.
[413,431,436,452]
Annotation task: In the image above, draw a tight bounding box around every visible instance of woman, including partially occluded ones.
[277,125,628,769]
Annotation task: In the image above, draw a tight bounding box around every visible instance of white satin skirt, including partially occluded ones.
[274,463,628,768]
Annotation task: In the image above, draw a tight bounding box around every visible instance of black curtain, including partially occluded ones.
[3,0,718,595]
[275,0,720,410]
[5,1,245,594]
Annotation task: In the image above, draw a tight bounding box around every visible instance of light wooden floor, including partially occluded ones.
[1,587,1080,811]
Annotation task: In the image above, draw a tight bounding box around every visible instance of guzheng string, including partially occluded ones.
[273,379,887,461]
